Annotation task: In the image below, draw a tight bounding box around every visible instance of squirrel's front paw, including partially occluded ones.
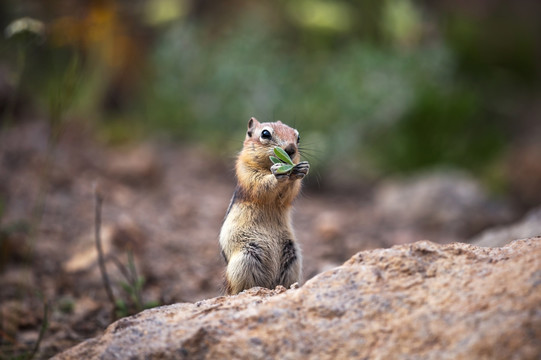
[291,161,310,180]
[271,163,290,182]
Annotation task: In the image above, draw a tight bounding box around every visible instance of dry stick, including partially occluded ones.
[110,255,133,284]
[26,298,48,360]
[94,187,117,317]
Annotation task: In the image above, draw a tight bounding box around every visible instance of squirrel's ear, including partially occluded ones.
[247,117,259,137]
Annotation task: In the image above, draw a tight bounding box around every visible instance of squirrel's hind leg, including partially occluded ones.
[277,239,302,288]
[225,243,274,295]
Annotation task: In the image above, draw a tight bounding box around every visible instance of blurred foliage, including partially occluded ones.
[141,11,503,178]
[1,0,540,184]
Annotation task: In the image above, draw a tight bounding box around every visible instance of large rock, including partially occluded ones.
[54,239,541,360]
[471,206,541,248]
[374,170,514,238]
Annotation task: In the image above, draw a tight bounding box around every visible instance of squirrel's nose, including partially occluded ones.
[284,144,297,158]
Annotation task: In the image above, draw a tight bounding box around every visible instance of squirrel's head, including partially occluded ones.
[243,117,301,166]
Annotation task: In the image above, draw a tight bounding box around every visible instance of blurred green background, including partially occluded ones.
[1,0,540,205]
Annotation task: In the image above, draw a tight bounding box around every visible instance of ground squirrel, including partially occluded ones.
[219,117,309,295]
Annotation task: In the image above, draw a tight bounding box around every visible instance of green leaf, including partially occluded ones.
[273,147,294,165]
[274,164,294,174]
[144,300,161,309]
[115,299,127,311]
[269,156,283,164]
[136,276,145,291]
[120,281,132,294]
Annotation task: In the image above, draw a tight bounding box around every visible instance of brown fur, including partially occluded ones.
[219,117,308,295]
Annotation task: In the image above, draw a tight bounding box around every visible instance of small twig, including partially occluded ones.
[26,296,48,360]
[94,185,117,316]
[110,254,133,284]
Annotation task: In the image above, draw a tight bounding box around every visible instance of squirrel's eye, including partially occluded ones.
[297,135,300,144]
[261,130,272,140]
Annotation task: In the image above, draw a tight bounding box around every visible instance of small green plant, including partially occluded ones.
[270,147,295,174]
[94,187,160,320]
[112,251,159,318]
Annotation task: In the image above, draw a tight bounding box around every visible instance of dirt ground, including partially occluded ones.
[0,120,518,358]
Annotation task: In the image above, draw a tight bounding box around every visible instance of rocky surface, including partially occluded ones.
[55,238,541,360]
